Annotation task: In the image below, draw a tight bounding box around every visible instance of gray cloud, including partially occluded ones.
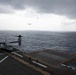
[0,4,14,13]
[0,0,76,19]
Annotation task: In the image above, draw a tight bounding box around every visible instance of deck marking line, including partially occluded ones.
[12,52,23,57]
[32,61,47,68]
[0,56,8,63]
[10,55,50,75]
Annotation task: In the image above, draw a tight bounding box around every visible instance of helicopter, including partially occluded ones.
[0,35,22,52]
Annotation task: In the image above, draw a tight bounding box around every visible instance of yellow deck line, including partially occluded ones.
[23,52,60,69]
[7,53,51,75]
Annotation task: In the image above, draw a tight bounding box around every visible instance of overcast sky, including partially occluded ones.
[0,0,76,31]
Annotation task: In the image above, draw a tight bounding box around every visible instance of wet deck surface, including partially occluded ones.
[30,49,75,67]
[30,49,76,75]
[0,50,44,75]
[0,49,76,75]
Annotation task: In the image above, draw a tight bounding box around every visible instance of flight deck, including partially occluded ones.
[0,49,50,75]
[0,48,76,75]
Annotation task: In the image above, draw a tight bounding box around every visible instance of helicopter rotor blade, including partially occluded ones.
[15,35,23,37]
[9,41,18,43]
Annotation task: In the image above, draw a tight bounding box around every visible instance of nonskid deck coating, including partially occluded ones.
[30,49,76,67]
[0,48,76,75]
[29,49,76,75]
[38,52,67,61]
[0,49,46,75]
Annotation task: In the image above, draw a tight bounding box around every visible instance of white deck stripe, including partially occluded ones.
[32,61,47,68]
[12,52,23,57]
[0,56,8,63]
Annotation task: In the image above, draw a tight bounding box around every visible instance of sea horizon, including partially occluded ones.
[0,30,76,54]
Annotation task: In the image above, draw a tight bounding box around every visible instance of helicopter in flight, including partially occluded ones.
[0,35,22,52]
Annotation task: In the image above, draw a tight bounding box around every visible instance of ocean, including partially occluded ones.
[0,31,76,54]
